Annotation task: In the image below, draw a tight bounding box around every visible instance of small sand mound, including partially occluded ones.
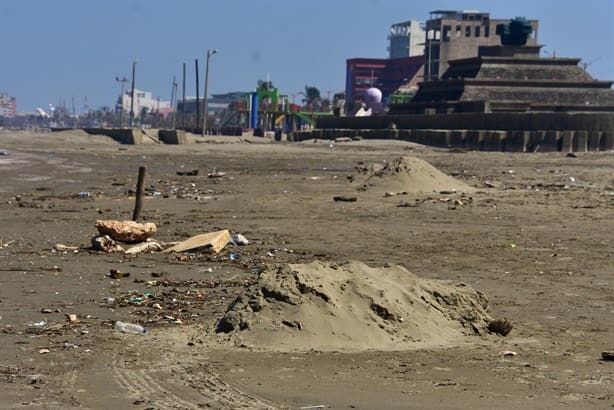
[214,261,491,352]
[352,156,474,194]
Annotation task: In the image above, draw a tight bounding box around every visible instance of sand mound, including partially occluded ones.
[352,156,474,194]
[49,130,120,145]
[214,261,491,352]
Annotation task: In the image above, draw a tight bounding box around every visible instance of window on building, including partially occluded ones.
[484,25,490,37]
[456,25,461,37]
[443,25,451,41]
[465,26,471,37]
[469,15,474,21]
[475,26,480,37]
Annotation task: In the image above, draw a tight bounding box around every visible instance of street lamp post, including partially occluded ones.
[129,61,137,128]
[115,76,128,128]
[202,49,217,136]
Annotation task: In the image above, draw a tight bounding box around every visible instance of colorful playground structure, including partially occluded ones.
[224,87,334,133]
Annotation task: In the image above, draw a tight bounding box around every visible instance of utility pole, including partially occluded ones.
[171,78,178,130]
[129,61,137,128]
[195,59,200,130]
[71,96,76,127]
[170,75,176,127]
[115,76,128,127]
[182,62,186,128]
[202,49,217,136]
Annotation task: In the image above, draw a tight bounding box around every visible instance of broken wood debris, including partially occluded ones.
[163,230,231,254]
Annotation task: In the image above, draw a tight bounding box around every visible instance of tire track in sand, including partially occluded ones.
[111,351,277,409]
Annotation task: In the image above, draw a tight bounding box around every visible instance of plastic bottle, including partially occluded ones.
[114,321,147,335]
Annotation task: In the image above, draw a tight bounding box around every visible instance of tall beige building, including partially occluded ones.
[424,10,539,80]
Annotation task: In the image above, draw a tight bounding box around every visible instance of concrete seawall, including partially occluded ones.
[290,128,613,153]
[293,112,614,152]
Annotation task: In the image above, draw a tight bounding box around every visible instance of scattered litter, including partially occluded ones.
[108,269,129,279]
[483,180,499,188]
[65,314,78,323]
[0,239,15,249]
[566,153,577,158]
[300,406,326,410]
[602,351,614,361]
[208,169,226,178]
[114,321,147,335]
[54,243,79,252]
[500,350,517,357]
[39,348,50,354]
[78,192,92,198]
[384,191,407,197]
[0,151,9,156]
[91,234,124,253]
[176,169,199,176]
[163,230,231,254]
[232,233,249,246]
[124,240,164,255]
[333,196,357,202]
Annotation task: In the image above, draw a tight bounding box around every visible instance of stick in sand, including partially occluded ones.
[132,166,147,221]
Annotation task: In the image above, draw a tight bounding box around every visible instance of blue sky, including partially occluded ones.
[2,0,613,113]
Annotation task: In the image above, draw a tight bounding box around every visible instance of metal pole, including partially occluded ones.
[129,61,136,128]
[202,49,217,137]
[170,76,176,128]
[195,59,200,130]
[182,62,186,128]
[172,81,178,130]
[116,76,127,128]
[119,80,124,128]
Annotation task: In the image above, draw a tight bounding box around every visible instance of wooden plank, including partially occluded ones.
[163,230,231,254]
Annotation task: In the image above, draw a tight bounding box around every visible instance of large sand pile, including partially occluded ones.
[352,156,475,194]
[214,261,491,352]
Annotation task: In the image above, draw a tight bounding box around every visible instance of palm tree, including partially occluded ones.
[303,86,321,110]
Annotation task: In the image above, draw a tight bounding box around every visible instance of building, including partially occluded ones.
[388,20,426,58]
[0,93,17,117]
[424,10,539,80]
[118,89,171,118]
[346,56,425,104]
[177,92,248,115]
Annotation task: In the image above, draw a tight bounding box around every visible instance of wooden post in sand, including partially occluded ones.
[132,166,147,221]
